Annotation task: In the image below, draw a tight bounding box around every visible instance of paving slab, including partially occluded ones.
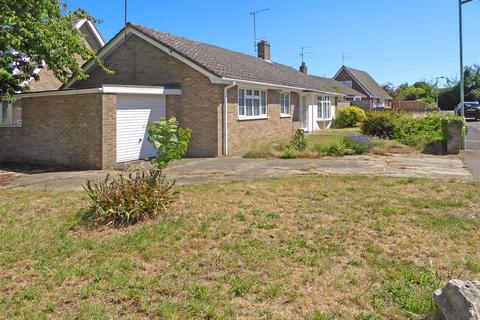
[0,153,473,192]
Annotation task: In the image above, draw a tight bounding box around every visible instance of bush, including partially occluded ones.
[336,106,366,128]
[83,168,177,226]
[291,129,307,151]
[282,146,298,159]
[360,111,399,139]
[313,142,355,156]
[148,117,191,169]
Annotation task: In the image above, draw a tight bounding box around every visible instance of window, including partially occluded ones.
[316,96,332,120]
[342,80,352,88]
[280,92,290,116]
[238,88,267,119]
[0,101,21,127]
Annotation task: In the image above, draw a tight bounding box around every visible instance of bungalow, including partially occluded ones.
[334,65,392,110]
[0,23,363,169]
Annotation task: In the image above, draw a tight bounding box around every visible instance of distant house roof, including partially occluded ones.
[334,66,392,100]
[67,22,363,97]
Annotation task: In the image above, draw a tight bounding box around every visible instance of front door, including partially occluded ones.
[300,95,309,131]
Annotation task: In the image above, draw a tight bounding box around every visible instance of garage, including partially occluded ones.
[116,94,166,163]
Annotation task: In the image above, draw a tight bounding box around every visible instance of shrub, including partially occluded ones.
[343,135,372,154]
[336,106,366,128]
[83,168,177,226]
[282,146,298,159]
[291,129,307,151]
[148,117,191,169]
[313,142,355,156]
[360,111,399,139]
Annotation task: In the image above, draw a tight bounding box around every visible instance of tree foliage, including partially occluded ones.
[0,0,109,99]
[439,65,480,109]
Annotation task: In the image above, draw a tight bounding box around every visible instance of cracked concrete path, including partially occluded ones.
[0,154,473,192]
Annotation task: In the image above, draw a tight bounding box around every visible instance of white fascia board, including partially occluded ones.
[86,20,106,47]
[15,88,102,99]
[102,85,181,95]
[75,18,105,47]
[14,85,181,99]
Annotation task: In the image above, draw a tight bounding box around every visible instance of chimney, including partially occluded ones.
[299,62,308,75]
[257,40,271,61]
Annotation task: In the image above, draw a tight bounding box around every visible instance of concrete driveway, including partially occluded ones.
[462,120,480,182]
[0,153,473,192]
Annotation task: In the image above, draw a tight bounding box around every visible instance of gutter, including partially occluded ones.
[223,81,236,156]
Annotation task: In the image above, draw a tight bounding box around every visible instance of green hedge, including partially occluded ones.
[336,106,366,128]
[360,111,466,149]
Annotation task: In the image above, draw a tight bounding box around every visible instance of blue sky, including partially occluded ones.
[65,0,480,87]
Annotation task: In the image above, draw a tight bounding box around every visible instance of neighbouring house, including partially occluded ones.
[0,19,105,129]
[0,23,363,169]
[334,65,392,110]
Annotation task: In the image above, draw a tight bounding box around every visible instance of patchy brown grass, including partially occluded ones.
[0,176,479,319]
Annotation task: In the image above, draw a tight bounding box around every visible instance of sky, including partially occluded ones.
[64,0,480,87]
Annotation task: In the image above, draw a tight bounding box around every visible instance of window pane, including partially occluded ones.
[246,98,253,107]
[246,90,252,96]
[239,105,245,116]
[261,91,266,106]
[253,99,260,115]
[261,105,266,115]
[239,89,244,107]
[317,103,323,119]
[254,90,260,96]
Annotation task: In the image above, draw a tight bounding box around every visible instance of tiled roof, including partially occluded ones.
[342,66,392,100]
[129,23,364,96]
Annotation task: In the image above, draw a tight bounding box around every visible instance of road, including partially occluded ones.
[464,120,480,182]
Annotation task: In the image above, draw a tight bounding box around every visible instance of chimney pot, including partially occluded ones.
[300,62,308,75]
[257,40,271,61]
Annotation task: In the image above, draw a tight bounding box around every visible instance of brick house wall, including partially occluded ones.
[29,67,63,92]
[0,93,115,169]
[226,87,300,154]
[71,34,224,157]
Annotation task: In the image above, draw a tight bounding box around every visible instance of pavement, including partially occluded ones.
[462,120,480,182]
[0,154,473,192]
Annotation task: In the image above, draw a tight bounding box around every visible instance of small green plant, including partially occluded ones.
[291,129,307,151]
[148,117,191,169]
[83,168,177,226]
[314,141,355,156]
[336,106,366,128]
[282,146,298,159]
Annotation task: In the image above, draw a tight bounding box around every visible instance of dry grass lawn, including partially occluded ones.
[1,176,479,319]
[243,128,415,158]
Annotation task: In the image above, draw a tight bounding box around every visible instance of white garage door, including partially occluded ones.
[116,94,166,163]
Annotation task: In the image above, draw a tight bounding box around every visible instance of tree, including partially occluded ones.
[439,65,480,109]
[0,0,109,99]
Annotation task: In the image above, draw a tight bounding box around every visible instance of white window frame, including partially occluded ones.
[280,92,291,117]
[316,96,332,120]
[0,101,21,127]
[238,88,268,120]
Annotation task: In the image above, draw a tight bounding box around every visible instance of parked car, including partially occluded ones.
[455,102,480,120]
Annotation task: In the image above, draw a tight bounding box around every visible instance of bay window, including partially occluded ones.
[280,92,290,116]
[238,89,267,119]
[316,96,332,120]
